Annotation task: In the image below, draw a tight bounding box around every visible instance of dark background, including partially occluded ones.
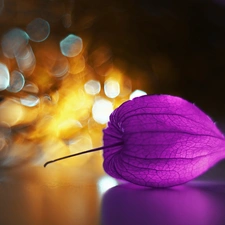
[71,0,225,121]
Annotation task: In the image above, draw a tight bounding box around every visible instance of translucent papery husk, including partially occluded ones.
[103,95,225,188]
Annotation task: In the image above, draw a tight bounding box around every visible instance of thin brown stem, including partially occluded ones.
[44,142,123,167]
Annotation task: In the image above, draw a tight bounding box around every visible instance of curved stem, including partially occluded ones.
[44,142,123,167]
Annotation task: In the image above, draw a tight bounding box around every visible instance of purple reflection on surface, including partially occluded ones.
[101,181,225,225]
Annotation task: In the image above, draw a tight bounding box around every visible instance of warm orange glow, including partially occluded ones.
[0,27,146,170]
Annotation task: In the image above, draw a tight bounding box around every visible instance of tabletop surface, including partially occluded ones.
[1,164,225,225]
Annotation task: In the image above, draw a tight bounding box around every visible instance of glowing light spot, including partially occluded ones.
[129,89,147,100]
[98,176,118,195]
[0,63,9,91]
[84,80,101,95]
[57,119,82,140]
[16,45,36,74]
[20,95,39,107]
[7,71,25,93]
[26,18,50,42]
[23,82,39,94]
[92,98,113,124]
[104,80,120,98]
[1,28,29,58]
[0,100,24,126]
[60,34,83,57]
[50,56,69,77]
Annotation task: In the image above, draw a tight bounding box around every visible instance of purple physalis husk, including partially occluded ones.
[103,94,225,187]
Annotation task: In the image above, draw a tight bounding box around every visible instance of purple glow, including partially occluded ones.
[103,95,225,187]
[101,182,225,225]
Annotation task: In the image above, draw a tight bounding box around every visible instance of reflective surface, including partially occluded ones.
[1,164,225,225]
[0,166,101,225]
[102,182,225,225]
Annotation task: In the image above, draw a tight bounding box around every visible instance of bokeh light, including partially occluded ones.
[104,80,120,98]
[92,98,113,124]
[60,34,83,57]
[84,80,101,95]
[20,95,40,107]
[0,12,146,169]
[98,176,118,195]
[23,82,39,94]
[57,119,82,140]
[1,28,29,58]
[0,63,9,91]
[129,89,147,100]
[7,71,25,93]
[50,55,69,78]
[0,100,24,126]
[26,18,50,42]
[16,45,36,75]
